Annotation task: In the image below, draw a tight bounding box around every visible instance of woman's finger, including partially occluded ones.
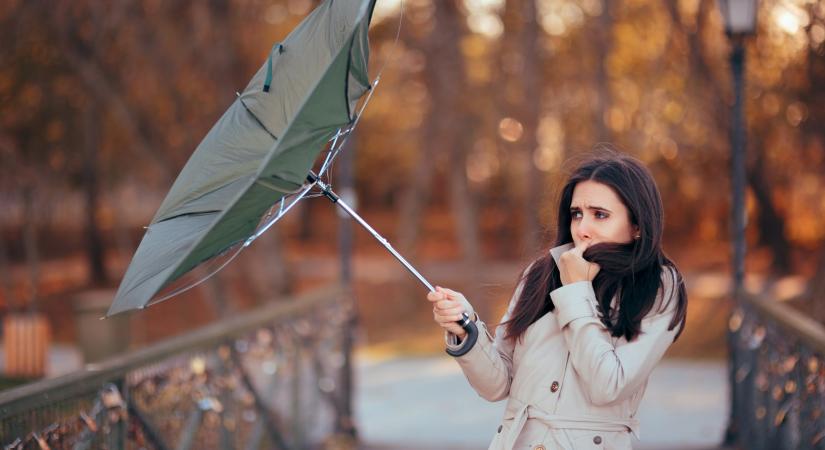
[443,325,465,336]
[433,307,463,321]
[435,299,460,310]
[434,313,464,323]
[434,313,466,324]
[436,306,465,317]
[427,291,445,302]
[439,287,463,300]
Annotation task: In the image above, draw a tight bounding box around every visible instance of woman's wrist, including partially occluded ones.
[562,276,585,285]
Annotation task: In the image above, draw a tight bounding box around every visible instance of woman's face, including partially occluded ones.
[569,180,638,248]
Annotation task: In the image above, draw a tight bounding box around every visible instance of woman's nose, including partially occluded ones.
[577,220,592,241]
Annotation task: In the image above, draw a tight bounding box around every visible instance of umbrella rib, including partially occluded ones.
[238,98,279,141]
[344,34,354,120]
[253,177,305,194]
[154,210,222,224]
[248,182,315,243]
[317,127,350,178]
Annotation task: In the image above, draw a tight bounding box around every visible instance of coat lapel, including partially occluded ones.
[549,243,574,265]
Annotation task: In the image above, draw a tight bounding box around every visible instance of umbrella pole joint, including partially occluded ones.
[307,173,340,203]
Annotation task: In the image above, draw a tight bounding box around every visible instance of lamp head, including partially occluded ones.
[717,0,759,36]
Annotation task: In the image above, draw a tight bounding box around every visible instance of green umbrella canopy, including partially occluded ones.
[108,0,377,316]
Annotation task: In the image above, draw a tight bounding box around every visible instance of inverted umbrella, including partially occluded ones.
[109,0,478,356]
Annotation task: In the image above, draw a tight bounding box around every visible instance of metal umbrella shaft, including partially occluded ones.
[307,173,477,356]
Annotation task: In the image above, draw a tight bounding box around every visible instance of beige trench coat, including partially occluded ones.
[446,243,682,450]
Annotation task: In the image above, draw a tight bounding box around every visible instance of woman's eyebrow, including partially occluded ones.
[578,205,612,213]
[590,206,612,213]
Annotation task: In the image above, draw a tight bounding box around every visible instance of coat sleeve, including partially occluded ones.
[443,282,523,402]
[550,266,682,406]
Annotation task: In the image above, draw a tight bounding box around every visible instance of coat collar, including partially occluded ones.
[549,243,574,266]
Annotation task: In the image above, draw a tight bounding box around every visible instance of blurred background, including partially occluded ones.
[1,0,824,449]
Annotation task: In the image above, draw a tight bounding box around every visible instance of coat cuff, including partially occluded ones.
[444,312,479,352]
[550,281,599,328]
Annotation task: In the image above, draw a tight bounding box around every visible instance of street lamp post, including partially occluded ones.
[716,0,758,445]
[720,0,757,303]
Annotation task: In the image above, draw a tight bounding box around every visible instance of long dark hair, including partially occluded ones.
[503,152,688,343]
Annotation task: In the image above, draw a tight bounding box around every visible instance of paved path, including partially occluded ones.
[355,355,728,450]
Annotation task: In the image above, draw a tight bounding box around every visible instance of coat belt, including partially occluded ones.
[503,399,640,449]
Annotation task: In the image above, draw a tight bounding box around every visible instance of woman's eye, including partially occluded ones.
[571,210,583,219]
[595,211,609,219]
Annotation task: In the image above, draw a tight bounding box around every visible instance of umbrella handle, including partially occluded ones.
[445,312,479,357]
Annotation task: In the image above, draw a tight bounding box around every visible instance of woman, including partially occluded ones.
[428,152,688,450]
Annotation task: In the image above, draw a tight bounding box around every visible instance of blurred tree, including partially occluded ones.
[594,0,614,144]
[0,132,20,311]
[499,0,542,254]
[82,97,107,284]
[0,230,10,311]
[439,1,481,263]
[397,0,481,264]
[2,0,825,319]
[21,187,40,312]
[800,1,825,321]
[0,0,298,294]
[748,136,792,273]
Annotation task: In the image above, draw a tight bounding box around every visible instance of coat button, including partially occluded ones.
[593,435,602,444]
[497,425,502,433]
[533,446,545,450]
[550,381,560,392]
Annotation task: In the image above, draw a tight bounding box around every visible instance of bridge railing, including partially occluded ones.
[0,285,356,450]
[729,291,825,450]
